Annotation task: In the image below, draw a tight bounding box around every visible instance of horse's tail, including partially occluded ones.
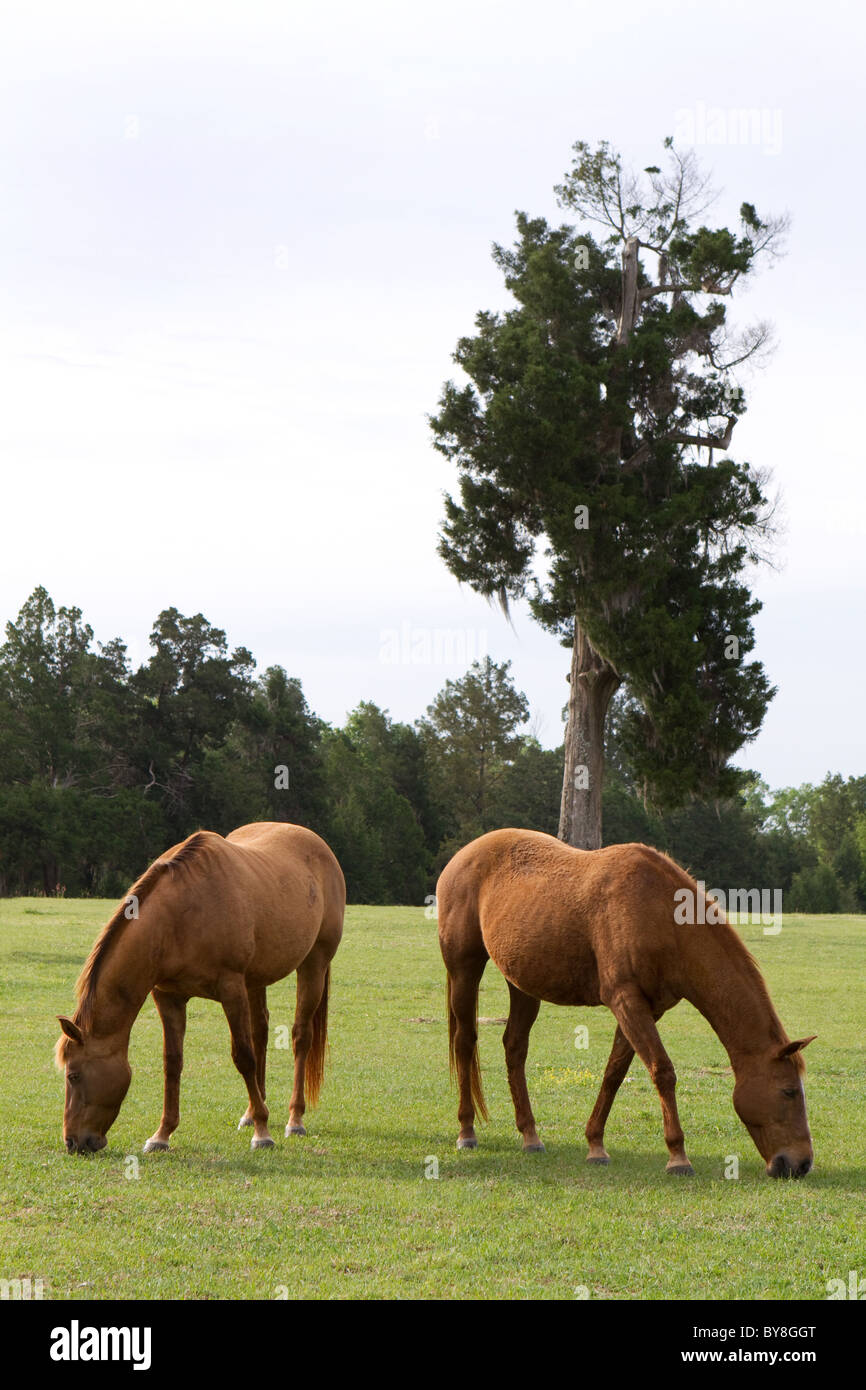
[305,965,330,1107]
[447,973,489,1122]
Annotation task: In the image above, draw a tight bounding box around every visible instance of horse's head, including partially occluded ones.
[732,1035,817,1178]
[54,1016,131,1155]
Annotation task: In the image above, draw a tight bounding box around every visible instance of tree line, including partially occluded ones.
[0,587,862,911]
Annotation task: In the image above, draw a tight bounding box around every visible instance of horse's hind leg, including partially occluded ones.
[606,984,693,1175]
[285,946,330,1138]
[238,985,269,1130]
[446,955,489,1149]
[143,988,188,1153]
[584,1024,634,1164]
[503,982,544,1153]
[219,975,273,1149]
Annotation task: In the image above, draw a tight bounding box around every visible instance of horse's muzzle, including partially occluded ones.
[64,1134,107,1155]
[768,1153,812,1179]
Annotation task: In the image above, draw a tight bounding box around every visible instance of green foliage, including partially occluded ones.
[491,740,564,838]
[320,709,430,905]
[131,607,256,825]
[787,865,844,914]
[418,657,530,858]
[198,666,328,833]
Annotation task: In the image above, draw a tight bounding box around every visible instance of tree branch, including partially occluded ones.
[664,417,736,451]
[622,416,737,471]
[639,280,732,302]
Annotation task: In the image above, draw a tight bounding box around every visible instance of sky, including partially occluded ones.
[1,0,863,791]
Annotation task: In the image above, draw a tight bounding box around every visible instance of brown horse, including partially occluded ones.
[55,822,345,1155]
[438,829,816,1178]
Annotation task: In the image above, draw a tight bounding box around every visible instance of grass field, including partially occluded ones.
[1,899,864,1300]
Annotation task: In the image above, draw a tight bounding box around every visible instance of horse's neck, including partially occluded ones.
[680,927,785,1071]
[87,911,160,1046]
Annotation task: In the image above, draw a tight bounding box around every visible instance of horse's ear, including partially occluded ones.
[57,1016,84,1045]
[776,1035,817,1059]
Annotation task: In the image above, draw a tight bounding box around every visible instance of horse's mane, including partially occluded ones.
[646,844,807,1075]
[678,845,806,1073]
[54,830,218,1066]
[714,916,805,1069]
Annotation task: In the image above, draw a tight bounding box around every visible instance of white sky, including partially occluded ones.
[1,0,863,790]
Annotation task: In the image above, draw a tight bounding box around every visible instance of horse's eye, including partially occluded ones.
[782,1087,798,1099]
[67,1072,81,1083]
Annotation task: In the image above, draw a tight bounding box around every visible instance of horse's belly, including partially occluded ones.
[246,923,320,986]
[243,872,330,983]
[482,913,601,1006]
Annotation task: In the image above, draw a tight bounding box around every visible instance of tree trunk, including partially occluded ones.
[558,619,620,849]
[559,244,636,848]
[616,236,640,347]
[42,856,59,896]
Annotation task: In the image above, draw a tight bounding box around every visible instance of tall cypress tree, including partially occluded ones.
[430,138,784,847]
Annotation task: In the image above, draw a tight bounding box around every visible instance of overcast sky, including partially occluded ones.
[1,0,863,791]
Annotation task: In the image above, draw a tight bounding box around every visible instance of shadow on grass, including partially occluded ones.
[40,1128,864,1193]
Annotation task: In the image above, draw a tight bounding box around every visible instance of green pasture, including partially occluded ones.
[1,900,863,1300]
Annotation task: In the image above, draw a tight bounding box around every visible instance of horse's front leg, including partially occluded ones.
[606,985,694,1175]
[143,988,188,1153]
[219,976,273,1149]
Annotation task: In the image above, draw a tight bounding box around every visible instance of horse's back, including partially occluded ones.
[226,822,345,970]
[438,829,686,1006]
[154,823,345,993]
[226,822,345,907]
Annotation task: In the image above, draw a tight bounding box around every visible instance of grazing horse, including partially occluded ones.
[438,829,816,1177]
[54,822,345,1155]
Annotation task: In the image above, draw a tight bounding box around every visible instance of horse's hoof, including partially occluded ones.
[666,1162,695,1176]
[237,1114,254,1129]
[251,1136,275,1149]
[456,1137,477,1150]
[143,1139,170,1154]
[285,1124,306,1137]
[586,1154,611,1165]
[523,1141,545,1153]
